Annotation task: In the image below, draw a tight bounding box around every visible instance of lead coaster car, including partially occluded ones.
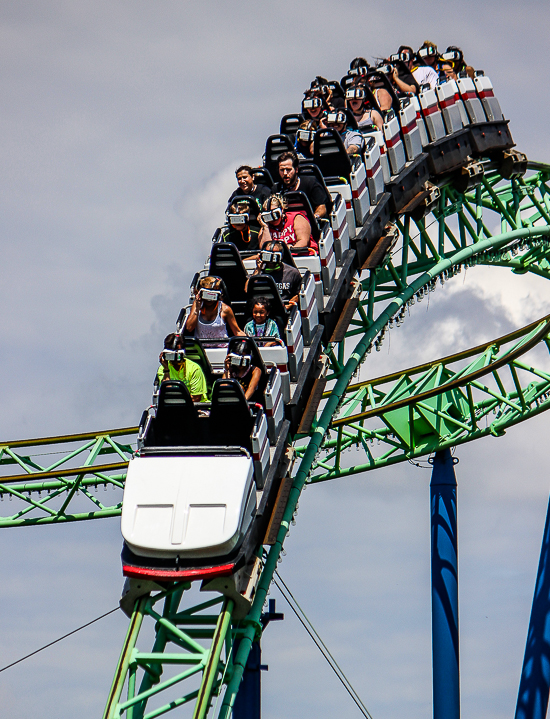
[120,380,291,607]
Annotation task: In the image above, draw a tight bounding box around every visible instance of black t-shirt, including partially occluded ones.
[275,175,328,214]
[397,66,420,93]
[221,226,260,252]
[228,184,272,209]
[264,263,302,302]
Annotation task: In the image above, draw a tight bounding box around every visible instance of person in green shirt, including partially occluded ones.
[157,333,208,403]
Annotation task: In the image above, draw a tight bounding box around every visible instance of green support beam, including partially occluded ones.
[9,163,550,718]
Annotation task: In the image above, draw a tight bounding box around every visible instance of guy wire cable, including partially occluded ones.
[274,570,374,719]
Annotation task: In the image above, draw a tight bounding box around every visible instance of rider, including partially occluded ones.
[185,276,245,341]
[157,333,208,403]
[247,240,301,311]
[325,111,365,155]
[346,87,384,131]
[227,165,271,208]
[258,194,317,253]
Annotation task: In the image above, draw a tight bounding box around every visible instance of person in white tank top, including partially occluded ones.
[184,276,245,342]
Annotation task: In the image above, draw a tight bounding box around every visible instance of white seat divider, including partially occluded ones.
[258,346,290,403]
[318,223,336,296]
[285,308,304,381]
[264,367,284,444]
[399,97,423,161]
[410,95,430,147]
[349,157,370,226]
[473,74,503,122]
[330,193,350,265]
[436,79,463,135]
[251,412,270,489]
[456,76,487,124]
[382,110,406,176]
[418,86,446,142]
[299,271,318,346]
[363,136,385,204]
[327,181,356,239]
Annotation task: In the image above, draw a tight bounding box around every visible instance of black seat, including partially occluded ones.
[282,190,321,241]
[313,129,353,179]
[264,135,295,180]
[181,338,217,395]
[226,336,268,405]
[280,113,304,141]
[246,274,288,338]
[209,243,248,302]
[210,379,254,448]
[148,381,199,446]
[296,163,334,215]
[366,71,401,115]
[253,167,275,190]
[225,194,261,220]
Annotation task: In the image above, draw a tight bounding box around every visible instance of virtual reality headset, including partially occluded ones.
[326,111,346,125]
[441,50,461,63]
[260,208,283,224]
[227,213,249,225]
[418,46,438,58]
[162,349,185,362]
[228,352,251,368]
[297,128,316,142]
[346,88,365,100]
[348,66,368,77]
[303,97,322,109]
[377,63,393,75]
[199,288,221,302]
[260,249,282,264]
[390,51,412,63]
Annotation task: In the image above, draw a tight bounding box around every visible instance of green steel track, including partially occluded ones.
[3,161,550,718]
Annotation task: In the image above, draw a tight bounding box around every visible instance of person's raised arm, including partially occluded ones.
[392,67,417,95]
[222,304,246,336]
[372,109,384,131]
[244,366,262,400]
[184,292,201,333]
[293,214,312,248]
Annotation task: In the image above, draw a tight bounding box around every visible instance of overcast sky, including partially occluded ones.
[1,2,550,718]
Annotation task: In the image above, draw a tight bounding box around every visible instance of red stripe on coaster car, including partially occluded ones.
[384,133,401,149]
[345,199,352,209]
[366,156,381,178]
[422,103,440,117]
[320,244,334,267]
[479,89,494,99]
[401,118,417,135]
[351,177,367,198]
[439,96,456,109]
[123,564,235,581]
[276,364,288,372]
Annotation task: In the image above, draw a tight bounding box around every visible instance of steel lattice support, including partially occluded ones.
[7,164,550,718]
[0,428,136,526]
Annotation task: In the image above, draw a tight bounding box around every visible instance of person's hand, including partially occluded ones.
[255,256,265,273]
[257,213,268,228]
[392,67,399,82]
[285,300,297,310]
[159,351,169,370]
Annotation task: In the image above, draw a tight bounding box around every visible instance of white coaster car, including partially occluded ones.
[121,378,274,581]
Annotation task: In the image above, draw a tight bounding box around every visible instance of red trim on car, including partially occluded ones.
[123,563,235,581]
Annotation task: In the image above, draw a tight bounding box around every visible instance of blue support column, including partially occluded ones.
[515,494,550,719]
[430,449,460,719]
[232,641,262,719]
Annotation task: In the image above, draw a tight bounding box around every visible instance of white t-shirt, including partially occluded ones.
[412,65,439,90]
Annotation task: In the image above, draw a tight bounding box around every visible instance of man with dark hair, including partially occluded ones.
[274,151,329,220]
[227,165,271,207]
[157,333,208,403]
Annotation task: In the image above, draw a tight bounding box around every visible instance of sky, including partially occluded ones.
[1,1,550,718]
